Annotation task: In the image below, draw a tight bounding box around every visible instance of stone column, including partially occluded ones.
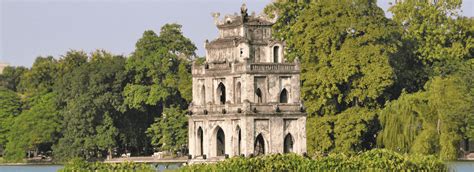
[297,116,307,154]
[225,118,232,157]
[188,118,195,157]
[270,117,284,153]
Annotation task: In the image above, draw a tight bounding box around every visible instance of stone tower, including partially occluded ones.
[188,4,306,161]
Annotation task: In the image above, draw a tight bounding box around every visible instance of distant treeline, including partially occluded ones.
[0,0,473,163]
[0,23,194,162]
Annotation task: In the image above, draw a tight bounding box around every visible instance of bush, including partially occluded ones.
[179,149,446,171]
[59,158,155,172]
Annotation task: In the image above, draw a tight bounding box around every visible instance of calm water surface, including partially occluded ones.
[0,161,472,171]
[448,161,474,172]
[0,165,63,172]
[0,163,181,172]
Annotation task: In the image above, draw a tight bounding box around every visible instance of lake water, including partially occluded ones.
[0,165,63,172]
[0,163,181,172]
[448,161,474,172]
[0,161,472,171]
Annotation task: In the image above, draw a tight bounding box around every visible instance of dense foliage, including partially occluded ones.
[180,149,446,171]
[267,0,401,154]
[146,106,188,153]
[0,24,193,162]
[266,0,473,160]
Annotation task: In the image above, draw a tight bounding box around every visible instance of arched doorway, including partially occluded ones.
[197,127,203,156]
[217,83,226,105]
[256,88,263,103]
[201,85,206,105]
[254,134,265,156]
[284,133,294,153]
[280,88,288,103]
[235,82,241,104]
[273,46,280,63]
[216,127,225,156]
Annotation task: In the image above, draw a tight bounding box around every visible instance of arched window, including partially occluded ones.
[235,82,241,104]
[216,127,225,156]
[217,82,226,105]
[284,133,294,153]
[256,88,262,103]
[254,134,265,156]
[197,127,204,156]
[280,88,288,103]
[201,85,206,105]
[273,46,280,63]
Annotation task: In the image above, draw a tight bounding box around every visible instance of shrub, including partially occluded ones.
[179,149,446,171]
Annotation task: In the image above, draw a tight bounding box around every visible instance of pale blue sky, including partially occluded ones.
[1,0,473,67]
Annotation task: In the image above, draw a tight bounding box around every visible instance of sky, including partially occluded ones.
[1,0,473,67]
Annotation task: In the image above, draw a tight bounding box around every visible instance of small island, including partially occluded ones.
[0,0,473,171]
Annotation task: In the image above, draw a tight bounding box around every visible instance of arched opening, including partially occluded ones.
[254,134,265,156]
[197,127,203,156]
[217,82,226,105]
[201,85,206,105]
[235,82,241,104]
[284,133,294,153]
[256,88,263,103]
[216,127,225,156]
[273,46,280,63]
[279,88,288,103]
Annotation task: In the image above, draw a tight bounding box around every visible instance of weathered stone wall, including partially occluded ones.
[188,113,306,158]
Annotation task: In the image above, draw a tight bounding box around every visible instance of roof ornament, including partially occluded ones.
[211,12,221,25]
[240,3,248,22]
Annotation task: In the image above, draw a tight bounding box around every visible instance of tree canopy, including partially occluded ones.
[266,0,473,159]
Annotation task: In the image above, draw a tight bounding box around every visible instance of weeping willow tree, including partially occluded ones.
[377,91,431,154]
[378,71,474,159]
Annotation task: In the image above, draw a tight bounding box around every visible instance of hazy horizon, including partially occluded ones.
[2,0,473,67]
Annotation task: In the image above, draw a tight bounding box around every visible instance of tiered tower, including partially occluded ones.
[188,4,306,161]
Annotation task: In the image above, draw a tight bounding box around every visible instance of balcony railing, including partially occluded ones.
[250,63,295,72]
[190,102,303,115]
[192,61,299,75]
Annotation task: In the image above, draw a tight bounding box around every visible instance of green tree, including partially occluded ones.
[389,0,473,76]
[377,91,435,154]
[157,23,197,58]
[378,62,474,159]
[0,88,22,154]
[376,0,474,160]
[146,106,188,153]
[427,74,474,160]
[95,113,118,160]
[124,28,192,110]
[4,92,60,162]
[268,0,401,154]
[18,56,59,94]
[0,66,27,91]
[57,50,88,75]
[53,51,128,161]
[123,24,194,155]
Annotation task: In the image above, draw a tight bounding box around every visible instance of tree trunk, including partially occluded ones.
[108,148,112,160]
[437,119,441,134]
